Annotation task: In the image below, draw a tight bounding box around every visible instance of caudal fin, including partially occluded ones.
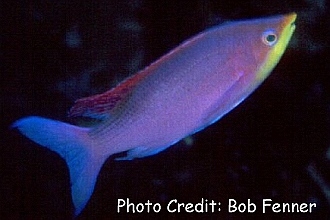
[12,116,106,216]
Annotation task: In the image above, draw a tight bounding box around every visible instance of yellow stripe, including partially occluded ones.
[256,13,297,81]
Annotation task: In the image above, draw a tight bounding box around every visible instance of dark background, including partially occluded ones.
[1,0,329,219]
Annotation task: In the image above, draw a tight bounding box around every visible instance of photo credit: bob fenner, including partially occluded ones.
[117,198,317,214]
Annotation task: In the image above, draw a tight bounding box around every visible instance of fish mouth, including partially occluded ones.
[290,19,296,32]
[285,12,297,32]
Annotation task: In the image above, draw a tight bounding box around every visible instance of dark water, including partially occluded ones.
[1,0,329,219]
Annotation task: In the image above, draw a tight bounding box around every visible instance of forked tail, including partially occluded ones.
[12,116,106,216]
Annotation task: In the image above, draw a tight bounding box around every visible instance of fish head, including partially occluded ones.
[250,13,297,83]
[211,13,296,88]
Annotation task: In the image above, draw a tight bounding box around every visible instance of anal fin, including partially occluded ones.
[115,145,171,161]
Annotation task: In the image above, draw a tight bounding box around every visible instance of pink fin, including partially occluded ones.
[68,70,149,119]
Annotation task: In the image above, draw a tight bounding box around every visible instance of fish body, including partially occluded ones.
[12,13,296,215]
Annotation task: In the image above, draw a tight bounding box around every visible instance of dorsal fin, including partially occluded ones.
[68,70,149,120]
[68,33,204,120]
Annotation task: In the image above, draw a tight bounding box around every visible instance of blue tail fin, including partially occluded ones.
[12,116,106,216]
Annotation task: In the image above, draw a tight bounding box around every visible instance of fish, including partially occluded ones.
[12,13,296,216]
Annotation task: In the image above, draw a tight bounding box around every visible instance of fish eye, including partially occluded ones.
[262,30,277,46]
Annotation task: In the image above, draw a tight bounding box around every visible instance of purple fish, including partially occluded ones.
[12,13,296,215]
